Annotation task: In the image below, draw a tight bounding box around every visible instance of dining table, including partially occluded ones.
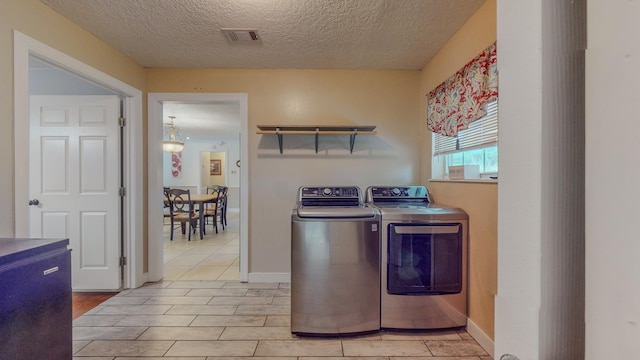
[167,193,218,240]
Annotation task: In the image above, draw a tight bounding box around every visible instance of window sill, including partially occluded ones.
[428,178,498,184]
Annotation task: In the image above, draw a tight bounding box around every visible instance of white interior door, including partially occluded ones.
[29,95,121,290]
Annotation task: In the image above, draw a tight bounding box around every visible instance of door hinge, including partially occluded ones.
[119,117,126,127]
[119,256,127,267]
[119,187,126,196]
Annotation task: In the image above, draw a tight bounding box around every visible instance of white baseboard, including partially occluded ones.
[467,317,495,358]
[248,272,291,283]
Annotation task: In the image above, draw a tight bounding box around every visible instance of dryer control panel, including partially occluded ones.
[367,186,428,200]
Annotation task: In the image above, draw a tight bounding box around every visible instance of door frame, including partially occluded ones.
[13,30,145,288]
[148,93,249,282]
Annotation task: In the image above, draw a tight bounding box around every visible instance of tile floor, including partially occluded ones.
[163,211,241,282]
[72,211,493,359]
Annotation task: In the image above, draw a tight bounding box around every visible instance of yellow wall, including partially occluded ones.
[148,69,421,274]
[419,0,497,340]
[0,0,146,236]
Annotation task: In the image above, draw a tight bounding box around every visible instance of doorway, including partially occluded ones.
[13,31,144,288]
[148,93,249,282]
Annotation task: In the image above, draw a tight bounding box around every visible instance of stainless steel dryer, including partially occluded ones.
[291,186,381,335]
[366,185,468,330]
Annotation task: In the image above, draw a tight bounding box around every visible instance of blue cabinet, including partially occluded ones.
[0,238,72,360]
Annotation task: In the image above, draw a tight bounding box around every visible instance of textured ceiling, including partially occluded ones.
[162,101,242,142]
[37,0,485,143]
[40,0,485,70]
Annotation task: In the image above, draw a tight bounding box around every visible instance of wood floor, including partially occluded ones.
[72,292,118,319]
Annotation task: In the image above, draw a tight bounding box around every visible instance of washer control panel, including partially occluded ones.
[300,186,360,198]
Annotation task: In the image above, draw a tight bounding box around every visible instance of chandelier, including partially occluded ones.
[163,116,185,153]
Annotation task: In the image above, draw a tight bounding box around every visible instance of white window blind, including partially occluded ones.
[433,100,498,156]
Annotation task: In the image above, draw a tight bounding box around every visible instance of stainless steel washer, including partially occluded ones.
[291,186,381,335]
[366,185,468,330]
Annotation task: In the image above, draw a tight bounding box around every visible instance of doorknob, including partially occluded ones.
[28,199,40,206]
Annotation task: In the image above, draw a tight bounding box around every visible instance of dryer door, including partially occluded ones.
[387,223,462,295]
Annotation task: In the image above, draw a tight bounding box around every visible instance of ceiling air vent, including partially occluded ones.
[222,29,260,42]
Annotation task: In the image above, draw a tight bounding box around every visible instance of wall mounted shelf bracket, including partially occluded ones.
[257,125,376,154]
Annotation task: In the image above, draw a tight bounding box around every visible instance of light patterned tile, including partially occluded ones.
[72,357,115,360]
[144,296,212,305]
[215,245,241,254]
[74,340,173,357]
[165,305,237,315]
[223,282,280,289]
[190,315,266,327]
[101,296,150,305]
[73,315,125,327]
[381,329,462,341]
[178,265,228,280]
[185,245,224,254]
[139,281,172,288]
[83,306,107,315]
[219,326,295,340]
[167,280,225,289]
[187,288,248,297]
[271,296,290,305]
[119,288,190,297]
[391,358,481,360]
[112,357,205,360]
[255,340,343,357]
[72,340,91,354]
[138,326,224,340]
[200,253,237,266]
[163,265,192,281]
[246,288,290,297]
[303,358,390,360]
[165,340,258,357]
[458,330,475,340]
[166,253,209,265]
[114,315,195,327]
[73,326,147,340]
[235,304,290,315]
[426,340,489,357]
[95,305,171,315]
[209,296,273,305]
[216,358,295,360]
[340,332,382,341]
[265,315,290,327]
[218,265,241,280]
[343,340,431,357]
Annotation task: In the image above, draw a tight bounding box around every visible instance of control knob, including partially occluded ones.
[323,188,332,196]
[392,188,401,196]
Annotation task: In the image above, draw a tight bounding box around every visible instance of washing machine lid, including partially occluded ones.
[374,203,468,221]
[296,206,378,218]
[365,186,467,220]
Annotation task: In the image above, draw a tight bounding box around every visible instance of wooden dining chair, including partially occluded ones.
[219,186,229,228]
[163,187,171,225]
[166,188,199,241]
[203,186,225,234]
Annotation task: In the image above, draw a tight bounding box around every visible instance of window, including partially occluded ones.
[431,101,498,179]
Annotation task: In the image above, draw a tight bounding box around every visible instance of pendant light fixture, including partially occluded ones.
[162,116,185,153]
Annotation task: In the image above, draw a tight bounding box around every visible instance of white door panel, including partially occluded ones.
[30,95,120,290]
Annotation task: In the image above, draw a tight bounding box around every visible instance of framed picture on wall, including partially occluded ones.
[210,159,221,175]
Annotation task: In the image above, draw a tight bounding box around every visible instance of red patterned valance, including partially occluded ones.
[427,42,498,137]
